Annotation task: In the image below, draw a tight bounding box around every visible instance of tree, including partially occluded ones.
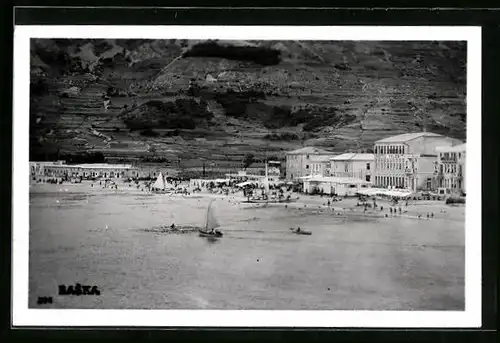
[242,153,255,170]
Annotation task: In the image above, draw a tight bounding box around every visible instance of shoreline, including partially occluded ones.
[30,181,464,224]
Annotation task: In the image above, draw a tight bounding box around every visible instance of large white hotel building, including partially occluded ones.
[373,132,462,191]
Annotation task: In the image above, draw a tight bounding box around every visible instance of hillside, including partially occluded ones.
[29,39,467,170]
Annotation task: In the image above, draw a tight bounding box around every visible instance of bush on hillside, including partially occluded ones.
[445,196,466,205]
[124,118,154,131]
[182,41,281,66]
[58,151,106,164]
[163,129,181,137]
[124,99,212,131]
[93,40,113,56]
[264,132,300,141]
[165,116,196,130]
[30,79,50,96]
[140,129,160,137]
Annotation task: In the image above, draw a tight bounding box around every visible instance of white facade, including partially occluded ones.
[37,162,139,179]
[373,132,462,191]
[303,176,371,196]
[285,147,336,180]
[309,155,332,177]
[30,161,66,176]
[435,143,466,194]
[330,153,374,183]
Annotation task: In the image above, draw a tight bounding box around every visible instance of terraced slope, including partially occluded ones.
[30,39,466,169]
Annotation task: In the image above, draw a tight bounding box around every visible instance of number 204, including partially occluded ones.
[37,296,53,305]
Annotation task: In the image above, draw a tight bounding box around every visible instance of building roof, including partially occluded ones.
[30,161,66,165]
[330,153,374,161]
[76,164,134,169]
[36,162,135,169]
[436,143,466,153]
[309,155,333,162]
[286,146,335,155]
[375,132,443,144]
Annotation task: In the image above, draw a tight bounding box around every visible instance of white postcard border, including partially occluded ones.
[13,25,482,328]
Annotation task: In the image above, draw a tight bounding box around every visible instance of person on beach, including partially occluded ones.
[426,213,430,219]
[296,226,301,233]
[399,207,402,214]
[380,206,384,211]
[431,212,434,218]
[390,207,393,214]
[418,214,422,219]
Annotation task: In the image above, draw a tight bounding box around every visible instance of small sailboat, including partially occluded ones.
[151,172,173,194]
[198,199,223,238]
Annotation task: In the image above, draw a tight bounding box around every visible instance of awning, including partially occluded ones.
[236,181,257,187]
[356,188,414,198]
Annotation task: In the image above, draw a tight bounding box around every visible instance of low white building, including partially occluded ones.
[40,162,139,179]
[330,153,374,182]
[30,161,67,177]
[302,176,372,196]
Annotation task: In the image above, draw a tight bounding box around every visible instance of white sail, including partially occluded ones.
[205,200,220,231]
[263,162,270,194]
[152,172,165,190]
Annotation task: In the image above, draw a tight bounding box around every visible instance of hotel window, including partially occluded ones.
[366,175,371,182]
[306,155,310,159]
[306,165,309,169]
[366,163,370,170]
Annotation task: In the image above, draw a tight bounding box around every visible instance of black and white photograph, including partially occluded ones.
[13,25,482,327]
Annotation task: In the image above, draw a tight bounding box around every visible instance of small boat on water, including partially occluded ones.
[198,199,223,238]
[289,227,312,235]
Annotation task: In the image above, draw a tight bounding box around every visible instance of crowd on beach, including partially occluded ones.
[33,175,460,223]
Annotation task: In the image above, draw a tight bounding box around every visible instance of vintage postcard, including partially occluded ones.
[12,25,481,327]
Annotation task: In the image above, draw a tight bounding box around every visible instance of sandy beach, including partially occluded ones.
[28,180,465,310]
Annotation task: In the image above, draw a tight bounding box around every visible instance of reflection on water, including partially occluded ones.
[29,185,465,311]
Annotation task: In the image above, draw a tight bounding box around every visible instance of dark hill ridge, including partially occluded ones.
[30,39,466,169]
